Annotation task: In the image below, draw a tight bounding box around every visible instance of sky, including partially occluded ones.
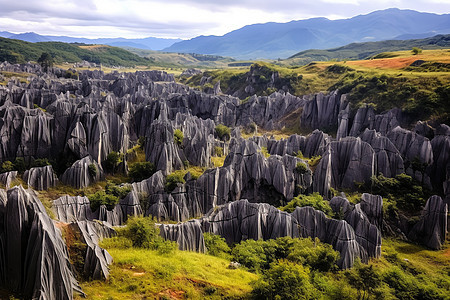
[0,0,449,39]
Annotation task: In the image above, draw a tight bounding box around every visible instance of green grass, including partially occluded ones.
[0,37,152,67]
[76,247,258,299]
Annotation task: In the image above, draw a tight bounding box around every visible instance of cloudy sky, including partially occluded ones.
[0,0,448,39]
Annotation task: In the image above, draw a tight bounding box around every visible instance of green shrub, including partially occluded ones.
[32,158,51,167]
[295,162,308,174]
[231,239,267,272]
[203,233,231,259]
[88,163,97,178]
[13,158,26,173]
[87,190,119,211]
[214,146,223,157]
[363,173,430,211]
[279,193,332,217]
[261,147,270,158]
[103,151,123,173]
[173,129,184,146]
[215,124,231,141]
[119,216,177,254]
[128,161,155,182]
[165,171,186,192]
[412,47,423,55]
[252,260,315,300]
[0,161,14,173]
[287,238,339,272]
[105,181,131,199]
[100,236,133,249]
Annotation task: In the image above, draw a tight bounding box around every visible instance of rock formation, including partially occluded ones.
[408,195,448,250]
[23,165,59,190]
[61,156,104,189]
[0,186,80,299]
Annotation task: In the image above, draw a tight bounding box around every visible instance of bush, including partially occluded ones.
[173,129,184,146]
[287,238,339,272]
[214,146,223,157]
[261,147,270,158]
[128,161,155,182]
[13,158,26,173]
[363,173,430,211]
[119,216,177,254]
[87,190,119,211]
[231,239,267,272]
[105,181,131,199]
[252,260,315,300]
[32,158,51,167]
[0,161,14,173]
[88,163,97,178]
[103,151,122,173]
[412,47,422,55]
[215,124,231,141]
[165,171,186,192]
[295,162,308,174]
[203,233,231,259]
[279,193,333,217]
[232,237,339,273]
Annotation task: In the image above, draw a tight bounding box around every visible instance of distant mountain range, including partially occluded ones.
[284,34,450,65]
[163,8,450,59]
[0,31,181,51]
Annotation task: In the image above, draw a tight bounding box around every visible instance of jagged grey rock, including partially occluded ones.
[23,165,58,190]
[300,90,341,131]
[0,186,80,299]
[160,219,206,252]
[68,220,115,280]
[291,206,365,269]
[0,171,17,188]
[53,195,96,223]
[61,156,104,189]
[329,195,382,259]
[408,195,448,250]
[314,137,375,197]
[360,129,404,177]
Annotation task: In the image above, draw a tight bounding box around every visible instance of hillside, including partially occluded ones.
[1,31,181,50]
[182,49,450,125]
[0,37,151,67]
[284,34,450,65]
[125,47,237,68]
[164,9,450,59]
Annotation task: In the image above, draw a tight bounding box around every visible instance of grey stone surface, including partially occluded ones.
[23,165,59,190]
[61,156,104,189]
[314,137,375,197]
[408,195,448,250]
[160,219,206,252]
[0,171,17,188]
[300,90,342,131]
[0,186,80,299]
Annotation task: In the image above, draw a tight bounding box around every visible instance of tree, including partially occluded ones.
[38,52,53,72]
[411,47,422,55]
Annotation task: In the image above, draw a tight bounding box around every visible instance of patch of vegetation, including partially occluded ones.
[165,170,186,192]
[128,161,155,182]
[279,193,333,217]
[203,233,231,259]
[214,146,223,157]
[357,173,431,212]
[117,216,176,254]
[411,47,423,55]
[232,237,339,273]
[173,129,184,146]
[102,151,123,173]
[88,163,97,178]
[215,124,231,141]
[87,181,130,211]
[260,146,270,158]
[0,37,152,67]
[295,162,308,174]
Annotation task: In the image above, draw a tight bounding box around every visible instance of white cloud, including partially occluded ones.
[0,0,448,38]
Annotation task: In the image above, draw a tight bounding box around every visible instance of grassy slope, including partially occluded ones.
[76,248,257,299]
[125,47,238,69]
[284,34,450,66]
[0,37,151,67]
